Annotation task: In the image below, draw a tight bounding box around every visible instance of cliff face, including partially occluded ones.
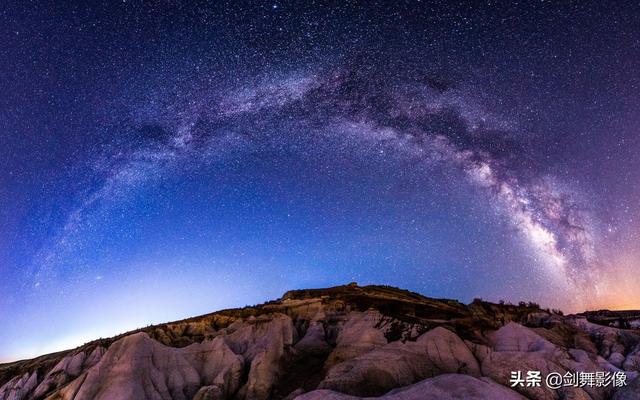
[2,283,640,400]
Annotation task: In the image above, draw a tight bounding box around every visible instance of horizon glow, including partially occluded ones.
[2,1,640,362]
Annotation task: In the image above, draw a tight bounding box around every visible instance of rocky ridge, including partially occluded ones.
[2,283,640,399]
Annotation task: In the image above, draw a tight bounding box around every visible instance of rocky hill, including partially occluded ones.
[579,310,640,330]
[1,283,640,399]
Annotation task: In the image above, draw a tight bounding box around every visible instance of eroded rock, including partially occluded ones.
[318,327,479,396]
[299,374,527,399]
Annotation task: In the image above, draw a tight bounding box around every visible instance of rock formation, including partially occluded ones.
[1,283,640,399]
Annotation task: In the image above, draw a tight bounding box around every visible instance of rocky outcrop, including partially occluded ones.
[323,310,387,368]
[613,376,640,400]
[294,322,331,355]
[318,326,480,396]
[224,314,295,400]
[29,346,105,399]
[623,345,640,371]
[2,283,640,400]
[419,326,481,376]
[298,374,527,399]
[51,332,243,400]
[0,372,38,400]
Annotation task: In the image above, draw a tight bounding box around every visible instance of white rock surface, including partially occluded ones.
[49,332,243,400]
[0,372,38,400]
[418,327,481,376]
[318,327,480,396]
[298,374,527,399]
[488,322,557,353]
[294,322,331,354]
[32,346,106,398]
[609,352,626,369]
[324,310,387,368]
[613,375,640,400]
[482,323,589,400]
[225,313,295,400]
[623,348,640,371]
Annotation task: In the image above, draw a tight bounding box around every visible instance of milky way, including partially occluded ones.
[2,1,640,361]
[29,64,604,306]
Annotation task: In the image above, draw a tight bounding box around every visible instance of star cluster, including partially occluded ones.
[2,1,640,362]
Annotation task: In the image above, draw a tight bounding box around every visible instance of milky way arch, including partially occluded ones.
[32,63,600,307]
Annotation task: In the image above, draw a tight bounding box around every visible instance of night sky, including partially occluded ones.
[2,1,640,362]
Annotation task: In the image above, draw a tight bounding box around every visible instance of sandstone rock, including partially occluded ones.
[611,343,626,356]
[319,341,435,396]
[4,285,640,400]
[33,353,84,398]
[573,333,598,355]
[623,349,640,372]
[324,310,387,367]
[294,322,331,355]
[482,323,612,400]
[50,332,243,400]
[489,322,557,353]
[32,346,106,399]
[192,385,224,400]
[610,352,626,368]
[84,346,106,368]
[299,374,527,399]
[226,313,295,400]
[283,388,305,399]
[483,323,569,400]
[565,317,632,361]
[0,372,38,400]
[558,387,594,400]
[613,375,640,400]
[318,327,479,396]
[418,327,481,376]
[225,314,295,360]
[465,340,492,364]
[293,389,360,399]
[567,348,594,366]
[482,350,565,400]
[560,349,609,400]
[527,312,552,327]
[277,298,326,322]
